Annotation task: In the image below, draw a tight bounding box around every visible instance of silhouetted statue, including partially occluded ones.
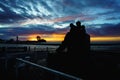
[56,21,90,58]
[76,21,90,55]
[56,23,78,54]
[47,21,90,79]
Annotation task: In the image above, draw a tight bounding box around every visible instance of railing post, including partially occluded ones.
[5,52,8,73]
[15,60,19,80]
[46,47,48,52]
[28,46,30,52]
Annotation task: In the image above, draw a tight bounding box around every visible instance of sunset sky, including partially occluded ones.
[0,0,120,42]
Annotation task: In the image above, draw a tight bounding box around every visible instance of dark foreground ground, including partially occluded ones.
[87,51,120,80]
[0,50,120,80]
[47,51,120,80]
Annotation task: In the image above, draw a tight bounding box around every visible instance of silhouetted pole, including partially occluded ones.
[16,36,19,43]
[17,36,18,41]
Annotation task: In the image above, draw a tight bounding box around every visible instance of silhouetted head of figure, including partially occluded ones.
[70,23,76,32]
[76,21,81,27]
[81,25,86,33]
[70,23,74,27]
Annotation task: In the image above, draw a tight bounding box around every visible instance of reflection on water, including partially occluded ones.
[0,42,120,53]
[91,45,120,53]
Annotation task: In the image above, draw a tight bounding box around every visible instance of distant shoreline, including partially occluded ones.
[1,41,120,45]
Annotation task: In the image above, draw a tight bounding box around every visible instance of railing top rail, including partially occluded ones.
[16,58,82,80]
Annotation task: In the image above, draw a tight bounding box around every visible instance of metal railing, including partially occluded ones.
[16,58,83,80]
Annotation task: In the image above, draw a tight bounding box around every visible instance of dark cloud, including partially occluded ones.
[0,2,25,23]
[0,24,68,38]
[84,0,120,9]
[88,23,120,36]
[106,17,120,20]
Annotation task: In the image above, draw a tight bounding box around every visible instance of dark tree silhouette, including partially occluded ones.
[36,36,41,41]
[0,39,4,43]
[7,39,14,43]
[36,35,46,42]
[40,39,46,42]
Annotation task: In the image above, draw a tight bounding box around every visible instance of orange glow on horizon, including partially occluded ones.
[28,34,65,42]
[28,34,39,41]
[43,34,65,42]
[27,34,120,42]
[91,36,120,42]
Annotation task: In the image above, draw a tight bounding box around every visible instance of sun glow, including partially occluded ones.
[28,34,40,41]
[28,34,65,42]
[43,34,65,42]
[91,36,120,42]
[27,33,120,42]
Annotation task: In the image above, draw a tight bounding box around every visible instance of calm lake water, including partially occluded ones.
[0,42,120,53]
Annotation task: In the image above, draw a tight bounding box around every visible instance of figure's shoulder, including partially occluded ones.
[66,32,71,35]
[88,34,90,37]
[87,35,90,38]
[64,32,71,38]
[85,33,90,38]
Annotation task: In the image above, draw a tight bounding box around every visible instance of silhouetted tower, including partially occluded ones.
[16,36,19,42]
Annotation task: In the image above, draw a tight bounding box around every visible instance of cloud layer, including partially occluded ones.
[0,0,120,41]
